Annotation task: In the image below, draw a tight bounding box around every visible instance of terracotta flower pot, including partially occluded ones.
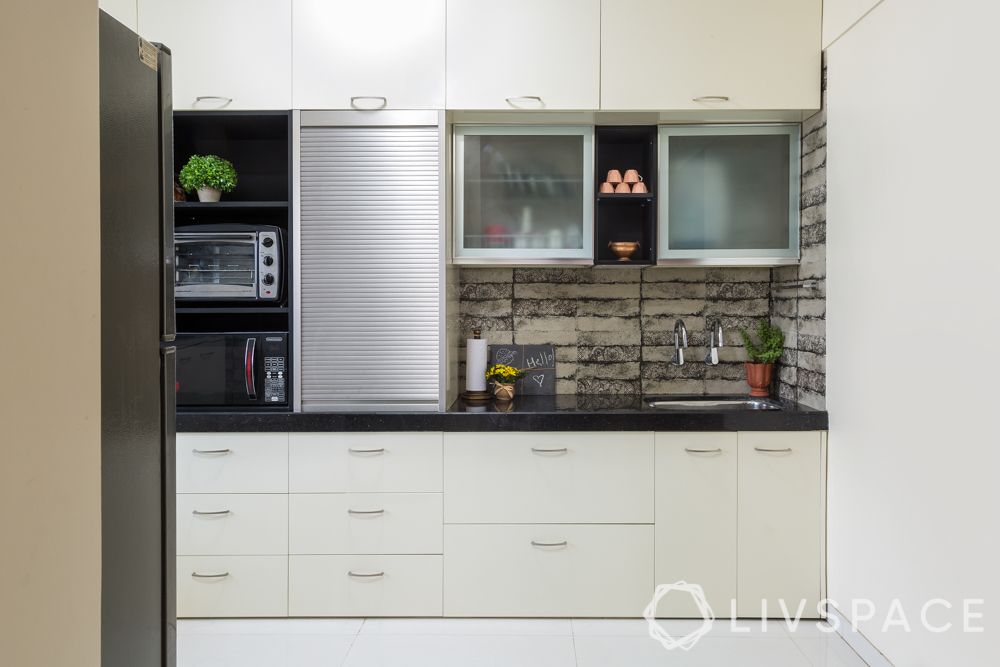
[493,382,515,402]
[745,362,774,398]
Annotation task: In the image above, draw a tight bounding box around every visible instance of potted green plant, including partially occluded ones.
[739,318,785,398]
[485,363,527,401]
[178,154,238,202]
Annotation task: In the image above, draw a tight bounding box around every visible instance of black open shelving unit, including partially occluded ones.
[594,126,658,265]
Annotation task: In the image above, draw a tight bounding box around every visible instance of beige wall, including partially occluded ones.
[0,2,102,667]
[827,0,999,664]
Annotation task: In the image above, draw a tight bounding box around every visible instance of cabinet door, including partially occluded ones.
[292,0,445,109]
[600,0,821,111]
[658,124,800,265]
[654,433,737,618]
[737,432,825,618]
[454,126,595,263]
[177,433,288,494]
[138,0,291,110]
[446,0,600,110]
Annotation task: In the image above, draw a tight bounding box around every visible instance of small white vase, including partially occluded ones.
[197,187,222,202]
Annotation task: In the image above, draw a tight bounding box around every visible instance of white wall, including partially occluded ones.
[822,0,882,48]
[0,1,102,666]
[826,1,1000,664]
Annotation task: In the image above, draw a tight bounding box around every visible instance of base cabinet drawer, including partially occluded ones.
[289,555,442,616]
[177,494,288,556]
[444,432,653,523]
[289,432,443,492]
[289,493,443,555]
[177,556,287,618]
[444,524,653,617]
[177,433,288,494]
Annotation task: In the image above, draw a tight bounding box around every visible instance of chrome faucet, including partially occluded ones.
[672,319,688,365]
[705,320,724,365]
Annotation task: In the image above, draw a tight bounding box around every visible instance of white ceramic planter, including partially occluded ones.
[197,187,222,202]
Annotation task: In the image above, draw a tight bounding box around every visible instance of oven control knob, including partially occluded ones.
[261,236,274,248]
[262,255,274,266]
[262,273,275,286]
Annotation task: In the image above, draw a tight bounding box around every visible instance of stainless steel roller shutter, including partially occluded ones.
[299,125,440,410]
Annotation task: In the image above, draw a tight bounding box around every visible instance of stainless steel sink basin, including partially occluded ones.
[647,398,781,410]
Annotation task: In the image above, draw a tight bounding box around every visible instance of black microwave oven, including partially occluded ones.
[174,224,283,302]
[176,332,289,409]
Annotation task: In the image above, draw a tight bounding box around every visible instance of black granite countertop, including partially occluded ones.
[177,395,827,432]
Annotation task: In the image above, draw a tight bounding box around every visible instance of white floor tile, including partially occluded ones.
[179,633,355,667]
[792,637,870,667]
[781,620,843,638]
[574,635,813,667]
[574,617,790,638]
[343,634,576,667]
[360,618,573,636]
[179,618,363,635]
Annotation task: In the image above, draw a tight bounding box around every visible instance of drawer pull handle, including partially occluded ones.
[684,447,723,454]
[191,571,230,579]
[350,95,388,109]
[194,95,233,108]
[347,508,385,516]
[192,448,232,455]
[531,447,568,455]
[348,447,386,455]
[192,510,231,516]
[531,540,568,549]
[348,570,385,578]
[505,95,544,108]
[754,447,793,453]
[693,95,730,102]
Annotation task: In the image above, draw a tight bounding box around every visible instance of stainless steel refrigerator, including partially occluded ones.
[100,11,175,667]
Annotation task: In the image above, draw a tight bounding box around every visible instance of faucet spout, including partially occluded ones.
[705,320,724,365]
[672,319,688,365]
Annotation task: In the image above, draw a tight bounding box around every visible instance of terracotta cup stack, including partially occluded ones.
[600,169,646,194]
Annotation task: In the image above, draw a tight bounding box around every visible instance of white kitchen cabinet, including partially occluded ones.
[289,555,443,616]
[444,431,653,523]
[292,0,445,109]
[177,556,288,617]
[177,433,288,494]
[101,0,137,31]
[600,0,821,111]
[737,431,825,618]
[137,0,291,110]
[446,0,600,110]
[177,494,288,556]
[444,524,653,617]
[654,433,737,618]
[453,126,595,263]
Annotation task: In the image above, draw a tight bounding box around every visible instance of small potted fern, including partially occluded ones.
[739,319,785,398]
[179,154,238,202]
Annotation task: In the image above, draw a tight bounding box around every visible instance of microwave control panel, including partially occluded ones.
[262,336,288,404]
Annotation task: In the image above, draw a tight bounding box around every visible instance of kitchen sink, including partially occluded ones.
[646,397,782,410]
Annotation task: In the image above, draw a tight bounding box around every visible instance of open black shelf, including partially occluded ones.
[176,306,289,315]
[174,200,288,209]
[595,126,658,264]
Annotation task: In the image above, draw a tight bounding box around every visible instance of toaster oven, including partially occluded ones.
[174,224,282,301]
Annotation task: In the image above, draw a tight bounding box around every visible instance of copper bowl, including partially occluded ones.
[608,241,641,261]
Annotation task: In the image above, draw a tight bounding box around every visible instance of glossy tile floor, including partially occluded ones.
[179,618,869,666]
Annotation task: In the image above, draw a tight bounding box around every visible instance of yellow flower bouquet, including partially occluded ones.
[485,363,526,401]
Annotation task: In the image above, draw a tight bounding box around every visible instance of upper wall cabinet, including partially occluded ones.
[446,0,601,110]
[600,0,822,111]
[292,0,446,110]
[138,0,291,110]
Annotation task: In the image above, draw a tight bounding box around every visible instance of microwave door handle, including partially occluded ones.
[244,338,257,400]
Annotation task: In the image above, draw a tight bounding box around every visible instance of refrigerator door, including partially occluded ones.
[158,46,176,342]
[161,345,177,667]
[99,11,172,667]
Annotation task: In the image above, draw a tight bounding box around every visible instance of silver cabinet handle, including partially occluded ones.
[505,95,543,108]
[754,447,793,453]
[531,540,568,548]
[531,447,568,455]
[191,571,229,579]
[347,508,385,516]
[693,95,730,102]
[348,447,385,455]
[192,510,231,516]
[350,96,388,109]
[348,570,385,578]
[684,448,723,454]
[192,448,232,455]
[194,95,233,107]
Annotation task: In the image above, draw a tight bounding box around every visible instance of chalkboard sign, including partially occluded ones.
[488,344,556,395]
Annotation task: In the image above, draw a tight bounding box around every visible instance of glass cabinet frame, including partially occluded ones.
[657,124,800,265]
[453,125,595,263]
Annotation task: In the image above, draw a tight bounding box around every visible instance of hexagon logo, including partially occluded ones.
[643,581,715,651]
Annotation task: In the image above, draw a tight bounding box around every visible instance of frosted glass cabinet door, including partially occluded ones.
[454,126,594,263]
[658,125,800,265]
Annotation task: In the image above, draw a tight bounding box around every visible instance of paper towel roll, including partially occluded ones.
[466,337,488,392]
